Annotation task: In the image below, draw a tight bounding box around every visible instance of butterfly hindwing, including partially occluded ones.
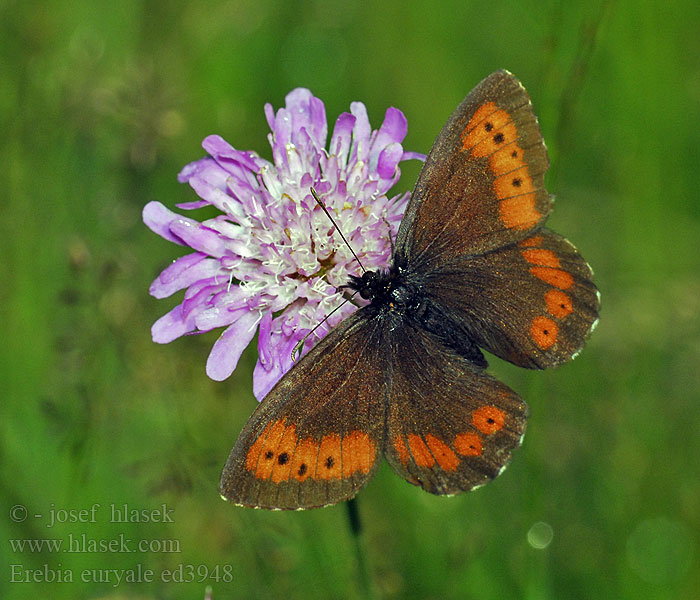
[396,70,552,269]
[382,321,528,494]
[219,313,385,510]
[420,229,600,369]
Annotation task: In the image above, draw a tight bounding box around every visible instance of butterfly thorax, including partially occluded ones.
[347,263,488,365]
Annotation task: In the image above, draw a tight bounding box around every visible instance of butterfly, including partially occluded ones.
[219,70,600,510]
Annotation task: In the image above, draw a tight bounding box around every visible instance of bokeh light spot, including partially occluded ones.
[527,521,554,549]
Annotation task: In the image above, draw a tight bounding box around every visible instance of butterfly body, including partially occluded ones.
[349,261,489,367]
[220,71,599,509]
[348,263,417,310]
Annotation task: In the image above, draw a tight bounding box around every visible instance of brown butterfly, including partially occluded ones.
[219,70,600,509]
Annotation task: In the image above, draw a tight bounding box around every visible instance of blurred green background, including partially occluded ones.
[3,0,699,598]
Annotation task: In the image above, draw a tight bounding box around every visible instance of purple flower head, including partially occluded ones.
[144,88,425,400]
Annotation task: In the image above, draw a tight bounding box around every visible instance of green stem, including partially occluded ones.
[346,497,376,599]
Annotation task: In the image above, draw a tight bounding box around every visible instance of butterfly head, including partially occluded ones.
[347,270,385,300]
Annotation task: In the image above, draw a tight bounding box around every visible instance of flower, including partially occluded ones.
[144,88,425,400]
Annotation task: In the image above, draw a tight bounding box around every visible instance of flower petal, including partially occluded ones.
[176,200,210,210]
[374,107,408,148]
[206,309,261,381]
[376,142,404,179]
[202,134,262,174]
[188,176,252,226]
[284,88,328,149]
[152,304,196,343]
[169,219,228,257]
[402,150,427,162]
[149,253,219,299]
[252,325,310,401]
[177,157,214,183]
[194,287,248,330]
[349,101,371,164]
[256,311,274,368]
[330,112,356,166]
[143,201,186,246]
[252,361,281,401]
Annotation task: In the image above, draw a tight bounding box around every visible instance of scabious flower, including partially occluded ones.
[144,88,425,400]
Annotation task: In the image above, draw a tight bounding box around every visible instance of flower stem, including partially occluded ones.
[346,497,376,599]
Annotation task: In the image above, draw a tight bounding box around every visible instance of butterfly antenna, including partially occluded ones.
[382,215,396,258]
[310,187,365,273]
[291,292,357,362]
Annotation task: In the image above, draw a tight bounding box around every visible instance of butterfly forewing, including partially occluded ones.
[219,313,385,509]
[396,70,552,269]
[382,322,528,494]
